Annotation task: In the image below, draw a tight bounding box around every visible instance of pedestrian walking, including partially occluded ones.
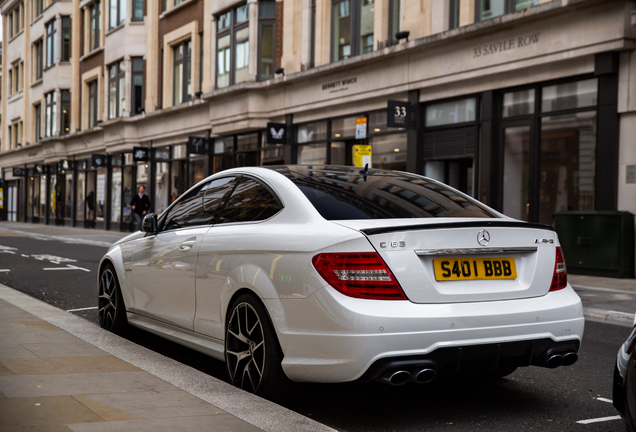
[131,185,151,230]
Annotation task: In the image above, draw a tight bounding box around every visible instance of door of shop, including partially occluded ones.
[499,120,535,222]
[424,158,474,196]
[6,181,19,221]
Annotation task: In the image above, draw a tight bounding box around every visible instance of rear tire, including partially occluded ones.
[98,264,127,334]
[225,294,288,399]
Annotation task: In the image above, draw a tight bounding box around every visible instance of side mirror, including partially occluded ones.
[141,213,158,233]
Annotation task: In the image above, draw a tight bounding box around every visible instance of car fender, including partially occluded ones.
[99,247,133,310]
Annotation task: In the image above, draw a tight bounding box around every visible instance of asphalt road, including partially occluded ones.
[0,231,631,431]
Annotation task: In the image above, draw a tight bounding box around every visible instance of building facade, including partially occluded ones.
[0,0,633,238]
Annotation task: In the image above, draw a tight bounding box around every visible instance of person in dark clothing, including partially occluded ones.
[131,185,151,230]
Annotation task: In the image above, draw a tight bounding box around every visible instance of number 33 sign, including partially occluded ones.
[387,100,414,129]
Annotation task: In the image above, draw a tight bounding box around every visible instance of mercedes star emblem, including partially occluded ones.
[477,230,490,246]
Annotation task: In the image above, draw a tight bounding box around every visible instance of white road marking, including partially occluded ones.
[43,264,90,272]
[21,254,29,257]
[0,245,17,251]
[596,397,613,403]
[0,270,10,273]
[576,415,621,425]
[32,254,77,264]
[66,306,98,312]
[0,251,15,254]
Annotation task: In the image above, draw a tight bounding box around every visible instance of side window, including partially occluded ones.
[203,176,237,217]
[217,177,283,224]
[162,183,207,230]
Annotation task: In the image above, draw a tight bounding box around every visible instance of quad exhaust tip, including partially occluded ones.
[413,368,437,384]
[380,367,437,385]
[542,351,578,368]
[383,370,411,386]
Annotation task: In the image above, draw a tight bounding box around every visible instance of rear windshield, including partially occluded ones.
[272,166,496,220]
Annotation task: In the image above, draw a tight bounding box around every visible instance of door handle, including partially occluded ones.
[179,240,196,251]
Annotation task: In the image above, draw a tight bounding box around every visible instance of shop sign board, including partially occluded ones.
[92,154,106,167]
[58,159,73,172]
[267,123,287,144]
[34,164,44,175]
[387,100,412,128]
[355,118,367,139]
[12,168,25,177]
[155,148,171,161]
[188,136,207,155]
[352,145,372,168]
[133,147,149,162]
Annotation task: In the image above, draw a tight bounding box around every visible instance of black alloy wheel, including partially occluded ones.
[225,294,287,398]
[98,264,127,334]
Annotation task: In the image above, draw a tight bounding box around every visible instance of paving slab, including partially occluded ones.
[0,356,140,375]
[66,414,264,432]
[0,395,104,429]
[0,344,38,359]
[20,342,110,358]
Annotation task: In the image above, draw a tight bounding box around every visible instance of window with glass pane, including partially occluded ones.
[502,89,535,117]
[45,91,56,137]
[297,122,327,143]
[333,1,351,61]
[61,17,71,62]
[61,90,70,135]
[34,39,43,80]
[332,116,358,138]
[515,0,539,11]
[425,98,477,127]
[502,125,530,220]
[132,0,144,21]
[110,0,126,29]
[258,0,275,81]
[235,27,249,84]
[388,0,400,44]
[46,19,56,67]
[478,0,505,20]
[34,103,41,141]
[298,143,327,164]
[450,0,460,29]
[217,35,231,88]
[173,40,191,105]
[109,61,125,119]
[131,57,144,115]
[34,0,43,17]
[541,78,598,113]
[216,4,249,88]
[88,80,98,128]
[368,133,407,171]
[217,177,282,224]
[539,111,597,225]
[111,166,122,222]
[332,0,374,61]
[89,1,101,51]
[360,0,374,53]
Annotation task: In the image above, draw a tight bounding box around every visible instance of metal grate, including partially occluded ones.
[423,126,476,159]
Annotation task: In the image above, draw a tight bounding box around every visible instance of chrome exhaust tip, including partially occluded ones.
[413,368,437,384]
[562,352,578,366]
[383,370,411,386]
[545,354,564,369]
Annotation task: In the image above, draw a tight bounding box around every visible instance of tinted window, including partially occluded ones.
[217,177,283,224]
[163,183,208,231]
[203,176,237,215]
[272,166,495,220]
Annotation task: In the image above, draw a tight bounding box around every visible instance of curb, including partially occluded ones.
[584,307,635,325]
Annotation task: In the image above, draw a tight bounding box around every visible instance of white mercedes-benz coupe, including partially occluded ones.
[98,165,584,397]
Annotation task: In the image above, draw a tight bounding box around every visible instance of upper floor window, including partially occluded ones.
[34,103,42,142]
[108,61,125,119]
[110,0,126,29]
[61,90,70,135]
[34,0,44,18]
[477,0,540,21]
[131,57,144,115]
[46,19,57,67]
[9,3,24,39]
[173,41,191,105]
[388,0,399,45]
[33,39,43,81]
[88,80,98,128]
[45,91,56,137]
[132,0,144,21]
[89,1,101,51]
[10,62,24,94]
[216,3,249,89]
[61,17,71,62]
[332,0,374,62]
[258,0,275,81]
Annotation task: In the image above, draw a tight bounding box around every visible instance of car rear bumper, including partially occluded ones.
[269,284,584,383]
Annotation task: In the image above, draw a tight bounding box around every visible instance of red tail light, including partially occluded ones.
[312,253,407,300]
[550,247,567,291]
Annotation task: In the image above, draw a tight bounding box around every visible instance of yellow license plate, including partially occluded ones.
[433,257,517,281]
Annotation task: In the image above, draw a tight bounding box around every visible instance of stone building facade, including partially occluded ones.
[0,0,634,244]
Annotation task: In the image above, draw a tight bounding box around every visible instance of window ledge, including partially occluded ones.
[30,14,44,26]
[105,22,125,37]
[8,29,25,43]
[80,46,104,62]
[31,78,43,88]
[8,91,24,103]
[160,0,197,19]
[43,63,58,73]
[129,19,145,25]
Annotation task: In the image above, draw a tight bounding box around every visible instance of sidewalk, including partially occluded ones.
[0,285,335,432]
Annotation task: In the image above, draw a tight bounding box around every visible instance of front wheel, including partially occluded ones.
[98,264,127,334]
[225,294,287,398]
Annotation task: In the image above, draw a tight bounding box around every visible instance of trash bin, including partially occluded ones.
[554,211,634,279]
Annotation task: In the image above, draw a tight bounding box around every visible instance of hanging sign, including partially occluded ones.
[133,147,149,162]
[352,145,372,168]
[355,118,367,139]
[58,159,73,172]
[155,148,171,161]
[267,123,287,145]
[187,136,207,155]
[387,100,412,128]
[12,167,25,177]
[92,154,106,167]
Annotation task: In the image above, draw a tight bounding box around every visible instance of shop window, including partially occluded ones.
[110,0,126,29]
[502,89,535,117]
[88,80,98,128]
[131,57,144,115]
[476,0,540,21]
[369,134,407,171]
[61,90,70,135]
[236,133,259,167]
[332,116,358,138]
[173,40,191,105]
[89,1,101,52]
[34,0,44,19]
[216,3,249,88]
[45,91,56,137]
[34,103,41,141]
[541,79,598,113]
[61,17,71,62]
[425,98,477,127]
[258,0,275,81]
[502,125,530,220]
[298,143,327,165]
[132,0,144,21]
[46,18,57,67]
[213,136,235,173]
[33,39,43,80]
[109,61,125,119]
[332,0,375,62]
[297,121,327,143]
